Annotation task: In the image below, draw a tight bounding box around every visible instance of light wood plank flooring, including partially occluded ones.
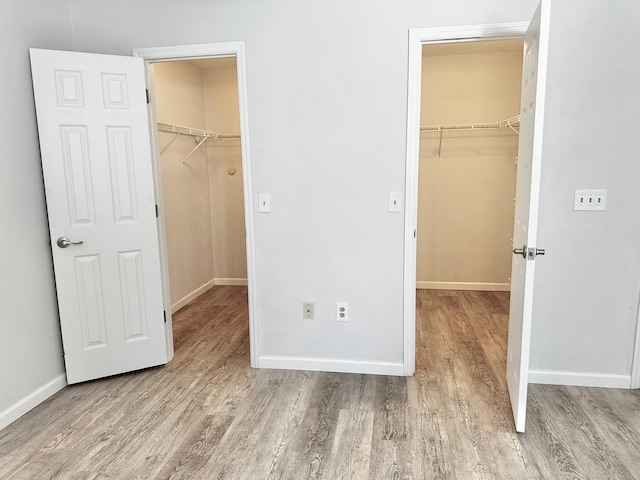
[1,286,639,479]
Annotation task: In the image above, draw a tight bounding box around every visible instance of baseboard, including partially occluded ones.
[417,281,510,291]
[171,279,216,313]
[528,369,631,389]
[258,355,405,376]
[0,374,67,431]
[214,278,248,286]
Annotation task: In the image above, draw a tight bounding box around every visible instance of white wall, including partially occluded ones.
[418,47,522,290]
[529,0,640,387]
[0,1,73,429]
[153,62,215,309]
[64,0,539,372]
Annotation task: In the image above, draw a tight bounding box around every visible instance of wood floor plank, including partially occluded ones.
[2,287,640,479]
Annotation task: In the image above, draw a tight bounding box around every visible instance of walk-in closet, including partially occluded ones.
[418,39,524,292]
[152,59,247,312]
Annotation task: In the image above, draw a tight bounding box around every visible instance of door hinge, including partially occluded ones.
[163,310,167,323]
[146,88,150,104]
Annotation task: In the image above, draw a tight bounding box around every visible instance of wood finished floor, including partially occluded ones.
[1,286,639,479]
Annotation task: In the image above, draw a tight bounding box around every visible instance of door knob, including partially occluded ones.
[56,237,84,248]
[513,245,527,259]
[513,246,546,260]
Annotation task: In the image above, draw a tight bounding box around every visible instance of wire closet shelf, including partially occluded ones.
[420,115,520,158]
[157,122,241,164]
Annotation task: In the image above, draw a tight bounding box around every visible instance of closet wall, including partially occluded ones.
[417,42,523,291]
[203,67,246,282]
[153,61,245,310]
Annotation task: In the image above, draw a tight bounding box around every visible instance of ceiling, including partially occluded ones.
[422,38,523,57]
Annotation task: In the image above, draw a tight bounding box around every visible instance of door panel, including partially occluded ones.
[506,0,550,433]
[30,48,169,384]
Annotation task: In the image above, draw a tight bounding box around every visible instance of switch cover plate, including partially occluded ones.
[259,193,271,212]
[574,189,607,211]
[388,192,402,213]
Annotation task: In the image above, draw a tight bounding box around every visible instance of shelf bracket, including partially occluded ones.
[182,134,210,164]
[159,134,180,156]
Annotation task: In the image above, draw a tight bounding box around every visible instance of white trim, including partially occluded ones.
[417,281,510,291]
[0,375,67,431]
[259,356,404,376]
[403,23,528,378]
[133,42,259,368]
[215,277,248,286]
[170,279,216,314]
[133,42,241,61]
[529,369,631,389]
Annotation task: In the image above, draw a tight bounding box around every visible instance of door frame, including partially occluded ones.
[403,23,528,376]
[133,42,259,367]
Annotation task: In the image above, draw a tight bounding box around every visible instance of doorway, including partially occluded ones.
[151,58,247,314]
[403,25,529,376]
[417,40,523,292]
[133,43,258,367]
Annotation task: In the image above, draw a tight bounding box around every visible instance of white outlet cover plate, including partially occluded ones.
[336,302,349,322]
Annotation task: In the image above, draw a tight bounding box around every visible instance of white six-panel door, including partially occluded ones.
[506,0,550,433]
[30,48,170,384]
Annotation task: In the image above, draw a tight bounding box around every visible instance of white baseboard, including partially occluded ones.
[171,279,216,314]
[417,281,510,291]
[258,355,405,376]
[214,278,248,286]
[529,369,631,389]
[0,374,67,431]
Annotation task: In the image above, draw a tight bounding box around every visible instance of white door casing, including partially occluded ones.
[30,48,170,384]
[404,16,546,431]
[404,21,528,376]
[132,42,258,368]
[506,0,550,433]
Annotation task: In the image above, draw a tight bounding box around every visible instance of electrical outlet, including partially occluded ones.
[336,302,348,322]
[303,301,314,319]
[574,189,607,211]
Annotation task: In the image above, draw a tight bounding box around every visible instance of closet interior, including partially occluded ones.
[417,39,524,292]
[152,58,247,313]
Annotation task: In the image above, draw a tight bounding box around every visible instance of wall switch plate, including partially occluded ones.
[258,193,271,212]
[303,301,314,319]
[388,192,402,213]
[336,302,348,322]
[574,189,607,211]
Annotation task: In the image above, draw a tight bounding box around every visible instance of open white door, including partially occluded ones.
[30,48,170,384]
[506,0,550,433]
